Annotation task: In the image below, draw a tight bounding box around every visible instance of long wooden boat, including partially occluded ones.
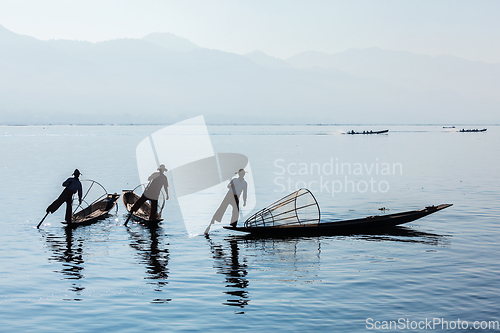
[122,190,163,224]
[63,193,120,226]
[459,128,487,132]
[224,204,452,237]
[347,129,389,135]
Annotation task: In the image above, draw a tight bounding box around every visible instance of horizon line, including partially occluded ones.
[0,123,497,127]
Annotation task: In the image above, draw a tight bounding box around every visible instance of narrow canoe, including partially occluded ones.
[63,193,120,226]
[459,129,487,132]
[122,190,163,224]
[347,130,389,135]
[224,204,452,237]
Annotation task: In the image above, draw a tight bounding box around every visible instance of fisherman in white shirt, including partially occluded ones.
[211,168,248,228]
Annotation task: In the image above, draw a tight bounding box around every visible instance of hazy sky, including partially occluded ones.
[1,0,500,62]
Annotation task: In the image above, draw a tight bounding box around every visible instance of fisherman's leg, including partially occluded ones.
[65,197,73,223]
[230,195,240,227]
[212,192,232,223]
[131,195,147,213]
[125,194,147,225]
[63,189,74,222]
[149,200,158,220]
[46,197,64,213]
[46,188,71,213]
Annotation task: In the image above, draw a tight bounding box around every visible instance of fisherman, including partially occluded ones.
[211,168,248,228]
[46,169,83,223]
[126,164,169,224]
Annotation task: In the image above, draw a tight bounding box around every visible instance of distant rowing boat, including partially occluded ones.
[459,128,487,132]
[346,130,389,135]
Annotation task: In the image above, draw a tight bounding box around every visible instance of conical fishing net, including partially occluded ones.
[72,179,114,223]
[244,188,320,228]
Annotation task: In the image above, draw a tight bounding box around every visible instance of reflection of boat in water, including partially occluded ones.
[239,226,450,246]
[126,223,170,303]
[122,184,165,224]
[225,189,452,237]
[459,128,487,132]
[206,236,249,312]
[39,227,85,301]
[346,129,389,135]
[345,226,450,246]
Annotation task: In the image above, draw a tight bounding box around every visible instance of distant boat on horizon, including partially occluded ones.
[346,129,389,135]
[459,128,487,133]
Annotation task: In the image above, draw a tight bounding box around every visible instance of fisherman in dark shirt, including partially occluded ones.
[125,164,169,224]
[46,169,83,223]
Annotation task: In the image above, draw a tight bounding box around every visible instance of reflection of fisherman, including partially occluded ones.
[46,169,83,223]
[212,169,248,227]
[128,164,169,221]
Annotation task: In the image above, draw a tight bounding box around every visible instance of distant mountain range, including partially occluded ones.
[0,24,498,124]
[287,48,500,102]
[142,32,200,52]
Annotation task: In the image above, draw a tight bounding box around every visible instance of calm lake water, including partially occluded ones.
[1,124,499,332]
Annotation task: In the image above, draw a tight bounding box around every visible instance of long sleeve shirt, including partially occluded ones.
[144,172,169,200]
[228,177,248,202]
[63,177,83,201]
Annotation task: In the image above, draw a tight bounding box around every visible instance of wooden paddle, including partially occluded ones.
[204,219,215,235]
[37,212,49,229]
[124,213,133,226]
